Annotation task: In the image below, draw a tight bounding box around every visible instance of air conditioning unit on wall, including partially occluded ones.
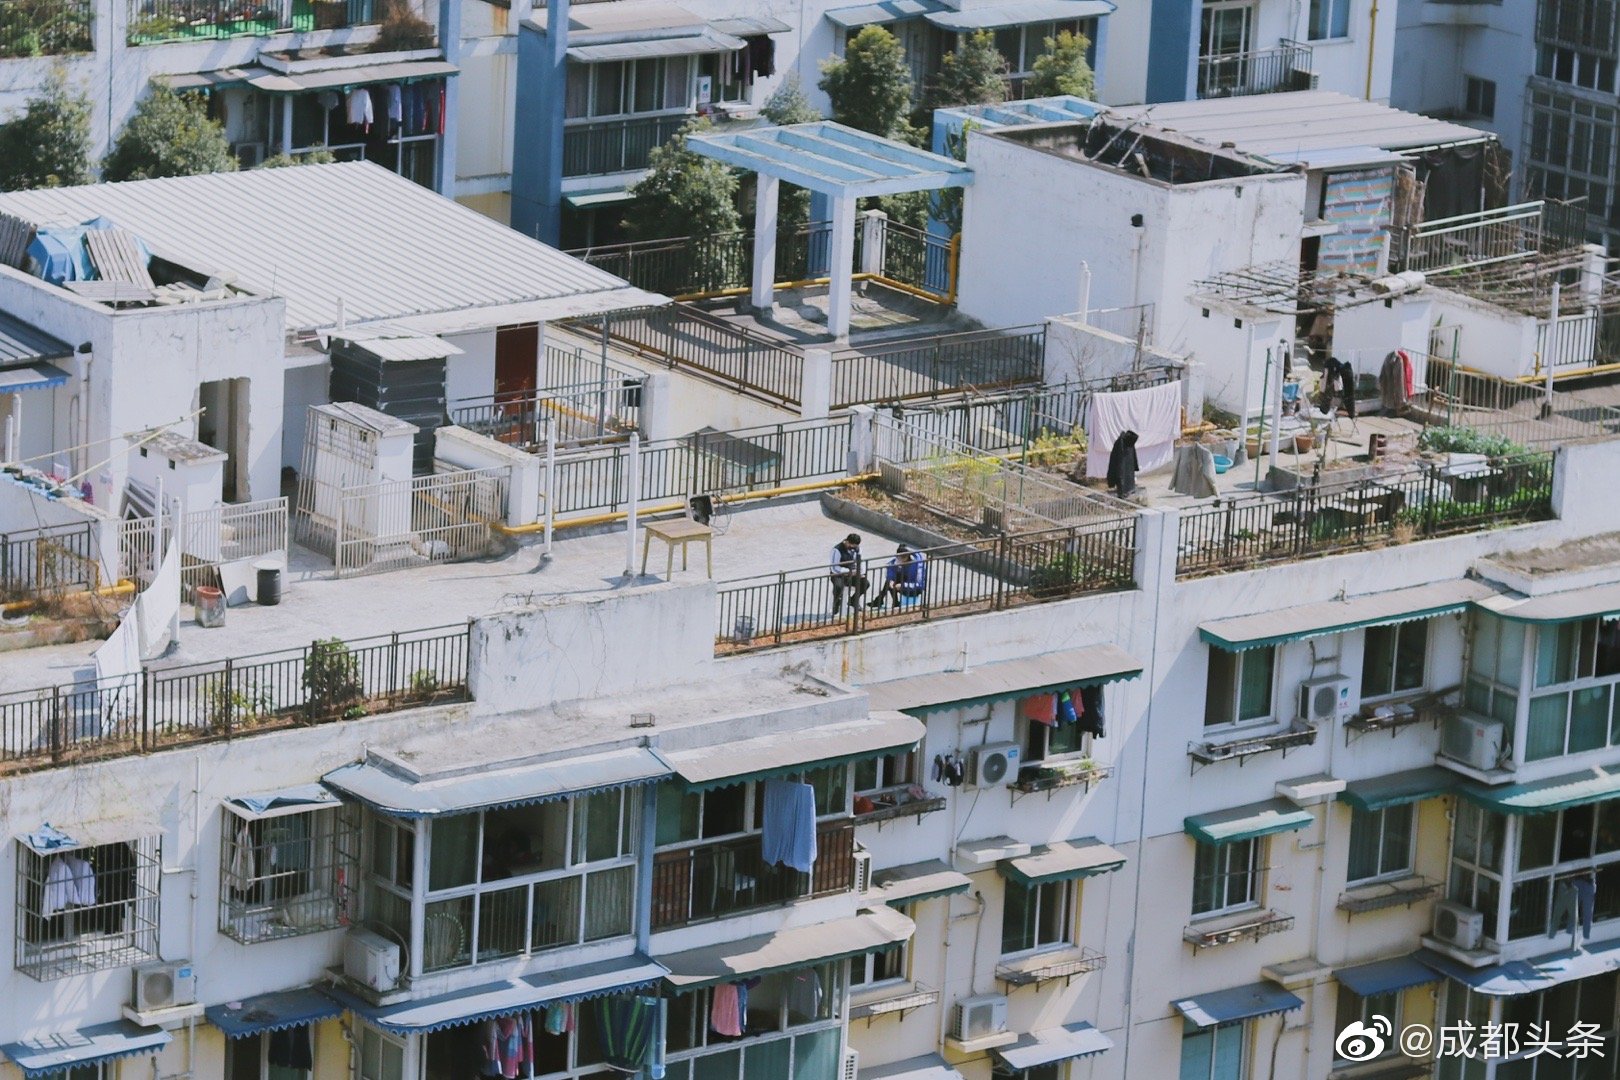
[1298,675,1351,723]
[853,849,873,893]
[953,994,1009,1040]
[1442,714,1508,771]
[1433,901,1485,951]
[133,960,196,1012]
[970,743,1020,787]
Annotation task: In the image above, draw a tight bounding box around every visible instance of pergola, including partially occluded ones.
[687,122,973,340]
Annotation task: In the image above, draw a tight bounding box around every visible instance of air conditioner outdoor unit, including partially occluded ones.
[1442,714,1507,771]
[852,849,873,893]
[970,743,1020,787]
[231,141,266,168]
[344,927,402,992]
[1433,901,1486,951]
[953,994,1009,1041]
[1298,675,1352,724]
[133,960,196,1012]
[840,1049,859,1080]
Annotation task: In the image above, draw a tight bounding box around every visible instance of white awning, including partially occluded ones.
[0,363,70,394]
[1199,579,1498,652]
[660,907,915,988]
[662,712,924,790]
[568,29,745,63]
[870,860,973,904]
[994,1023,1113,1069]
[864,644,1142,712]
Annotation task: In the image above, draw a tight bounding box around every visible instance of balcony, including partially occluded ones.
[126,0,384,46]
[1,0,92,58]
[650,820,856,930]
[1183,909,1295,950]
[563,114,690,180]
[853,788,947,827]
[1197,41,1313,99]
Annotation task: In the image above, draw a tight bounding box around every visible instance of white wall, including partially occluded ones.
[281,362,330,473]
[444,328,498,409]
[1427,287,1540,379]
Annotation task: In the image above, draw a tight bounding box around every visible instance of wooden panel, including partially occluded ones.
[85,228,156,289]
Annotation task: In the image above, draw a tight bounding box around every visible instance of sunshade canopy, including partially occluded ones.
[206,988,342,1038]
[663,713,923,791]
[1198,580,1496,652]
[1417,940,1620,996]
[859,1054,963,1080]
[1458,767,1620,815]
[1334,953,1442,997]
[688,122,974,200]
[1339,767,1456,812]
[0,364,70,393]
[2,1022,171,1079]
[927,0,1114,30]
[1173,983,1304,1028]
[993,1023,1113,1069]
[870,860,973,904]
[863,644,1142,713]
[1001,839,1126,886]
[227,783,343,821]
[660,907,915,989]
[1480,584,1620,625]
[825,0,947,28]
[1184,800,1315,846]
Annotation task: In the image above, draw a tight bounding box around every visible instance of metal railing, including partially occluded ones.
[650,820,855,929]
[450,378,644,450]
[869,218,954,298]
[126,0,381,44]
[562,114,689,178]
[1077,304,1156,344]
[0,624,468,773]
[1196,41,1312,98]
[714,521,1138,652]
[568,222,840,301]
[0,522,99,600]
[551,416,852,517]
[830,325,1045,408]
[1175,453,1555,577]
[1,0,92,56]
[335,467,508,577]
[1421,355,1620,446]
[122,498,290,597]
[563,306,805,407]
[1392,202,1547,274]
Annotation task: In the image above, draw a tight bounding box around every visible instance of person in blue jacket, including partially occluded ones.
[867,544,928,610]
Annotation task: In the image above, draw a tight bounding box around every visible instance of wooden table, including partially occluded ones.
[641,519,714,580]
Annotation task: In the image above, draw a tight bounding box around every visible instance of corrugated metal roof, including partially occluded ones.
[206,988,343,1039]
[927,0,1114,31]
[824,0,947,28]
[711,15,793,34]
[994,1023,1113,1069]
[659,907,915,988]
[662,712,924,789]
[870,859,972,904]
[0,364,69,393]
[568,29,745,62]
[1417,939,1620,996]
[1198,579,1498,652]
[1108,91,1493,159]
[0,162,654,335]
[0,311,71,366]
[322,745,671,817]
[1459,766,1620,815]
[1173,982,1303,1028]
[1333,953,1442,997]
[863,644,1142,712]
[332,327,464,362]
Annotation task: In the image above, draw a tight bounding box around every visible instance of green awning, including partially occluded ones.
[1001,839,1126,886]
[660,907,915,989]
[1459,766,1620,815]
[1339,767,1456,812]
[1199,580,1497,652]
[871,860,973,905]
[863,644,1142,714]
[662,713,925,791]
[1185,800,1315,846]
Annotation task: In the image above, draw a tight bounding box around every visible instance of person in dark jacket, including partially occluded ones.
[867,544,928,610]
[828,533,868,613]
[1107,430,1140,497]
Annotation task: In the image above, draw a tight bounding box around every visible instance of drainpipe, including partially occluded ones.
[1363,0,1379,99]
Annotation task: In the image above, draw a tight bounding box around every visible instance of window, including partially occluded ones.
[358,1027,405,1080]
[220,804,359,944]
[421,999,627,1080]
[1206,646,1275,728]
[564,58,692,120]
[269,81,446,189]
[1526,619,1620,761]
[662,962,843,1080]
[1180,1020,1247,1080]
[1478,975,1619,1079]
[852,904,911,986]
[1347,804,1415,884]
[1023,714,1087,763]
[854,752,916,795]
[227,1027,314,1080]
[980,19,1095,77]
[660,768,855,847]
[1464,610,1524,735]
[1361,622,1428,700]
[15,836,162,981]
[1192,839,1259,917]
[1465,76,1497,120]
[1334,989,1399,1063]
[1508,803,1620,940]
[1524,86,1620,240]
[1448,801,1506,939]
[1001,878,1074,954]
[39,1067,105,1080]
[1308,0,1351,39]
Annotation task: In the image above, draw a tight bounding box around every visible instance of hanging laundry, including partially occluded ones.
[268,1025,313,1071]
[1399,349,1415,399]
[228,823,256,892]
[544,1001,571,1036]
[1105,430,1140,497]
[786,972,822,1018]
[595,995,659,1074]
[346,87,373,131]
[387,83,403,128]
[1085,381,1179,481]
[761,778,817,873]
[1023,694,1057,727]
[1378,351,1409,412]
[710,983,743,1037]
[1077,684,1106,737]
[42,855,75,917]
[317,90,340,114]
[1056,690,1079,726]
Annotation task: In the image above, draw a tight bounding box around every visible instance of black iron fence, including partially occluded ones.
[0,521,100,600]
[127,0,379,44]
[568,222,841,300]
[1196,41,1313,98]
[2,0,92,56]
[0,624,469,773]
[651,820,855,929]
[830,325,1046,408]
[552,416,852,517]
[1176,453,1556,576]
[562,114,689,179]
[714,519,1138,651]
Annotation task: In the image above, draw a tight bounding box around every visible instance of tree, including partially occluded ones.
[819,26,912,138]
[760,76,820,240]
[1027,31,1096,100]
[104,86,236,182]
[930,31,1008,110]
[258,148,339,168]
[624,120,741,288]
[0,70,91,191]
[372,0,436,53]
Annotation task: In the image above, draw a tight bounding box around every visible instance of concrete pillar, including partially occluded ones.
[1180,358,1206,426]
[826,195,858,342]
[1580,244,1607,309]
[1131,505,1178,594]
[800,348,832,420]
[436,0,463,198]
[751,176,780,314]
[859,210,887,276]
[639,372,677,442]
[847,404,876,475]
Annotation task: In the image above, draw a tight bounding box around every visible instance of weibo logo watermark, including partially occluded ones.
[1335,1016,1393,1062]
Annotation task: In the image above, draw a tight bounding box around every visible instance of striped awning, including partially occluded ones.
[1199,580,1496,652]
[1339,767,1456,812]
[1000,839,1126,886]
[1185,800,1315,846]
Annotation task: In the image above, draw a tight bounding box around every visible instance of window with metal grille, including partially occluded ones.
[219,804,360,944]
[15,836,160,981]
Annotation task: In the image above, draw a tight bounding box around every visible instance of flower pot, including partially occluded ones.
[1245,440,1261,459]
[1294,434,1316,453]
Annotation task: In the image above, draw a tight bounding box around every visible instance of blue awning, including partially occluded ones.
[328,955,666,1033]
[1334,953,1443,997]
[825,0,947,28]
[321,746,671,817]
[994,1022,1113,1068]
[1417,940,1620,997]
[2,1022,171,1079]
[0,312,72,366]
[228,783,343,820]
[926,0,1114,31]
[0,363,70,394]
[206,988,342,1038]
[1173,983,1304,1028]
